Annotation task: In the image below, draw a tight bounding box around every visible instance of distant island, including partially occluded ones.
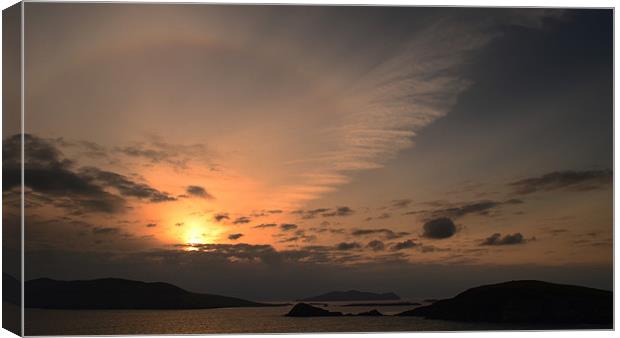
[25,277,283,310]
[299,290,400,302]
[397,280,612,326]
[343,301,420,307]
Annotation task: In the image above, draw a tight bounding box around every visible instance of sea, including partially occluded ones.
[23,302,598,335]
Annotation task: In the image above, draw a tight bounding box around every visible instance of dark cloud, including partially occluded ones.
[54,138,109,159]
[228,233,244,240]
[280,223,298,231]
[185,185,214,199]
[254,223,277,229]
[146,223,157,228]
[391,239,417,251]
[407,199,523,220]
[292,206,355,219]
[366,240,385,251]
[351,228,409,240]
[292,208,330,219]
[213,213,230,222]
[391,199,413,209]
[114,137,213,170]
[308,227,346,234]
[173,243,279,262]
[336,242,361,251]
[80,167,176,203]
[2,134,162,214]
[480,233,529,245]
[278,230,317,243]
[116,146,168,163]
[92,227,120,235]
[422,217,457,239]
[509,169,612,195]
[252,209,283,217]
[322,206,355,217]
[233,217,251,224]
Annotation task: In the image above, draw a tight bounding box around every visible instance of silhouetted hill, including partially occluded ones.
[300,290,400,301]
[397,280,612,325]
[25,277,278,309]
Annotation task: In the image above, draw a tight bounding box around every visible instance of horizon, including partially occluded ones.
[3,4,613,303]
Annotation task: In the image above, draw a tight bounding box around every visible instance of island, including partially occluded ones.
[397,280,612,326]
[299,290,400,302]
[343,301,420,307]
[285,303,383,317]
[25,277,283,309]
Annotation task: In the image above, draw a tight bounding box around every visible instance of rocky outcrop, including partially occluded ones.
[285,303,343,317]
[285,303,384,317]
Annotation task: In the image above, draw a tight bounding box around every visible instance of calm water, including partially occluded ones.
[24,303,591,335]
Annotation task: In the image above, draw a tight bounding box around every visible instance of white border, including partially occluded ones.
[0,1,616,338]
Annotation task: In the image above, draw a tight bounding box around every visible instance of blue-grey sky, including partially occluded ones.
[8,4,612,300]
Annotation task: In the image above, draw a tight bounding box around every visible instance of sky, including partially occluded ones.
[4,4,612,301]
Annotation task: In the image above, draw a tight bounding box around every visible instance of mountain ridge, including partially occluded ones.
[25,276,282,310]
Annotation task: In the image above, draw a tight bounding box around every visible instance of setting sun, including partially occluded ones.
[182,219,222,246]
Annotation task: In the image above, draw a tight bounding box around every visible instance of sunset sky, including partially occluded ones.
[5,4,612,300]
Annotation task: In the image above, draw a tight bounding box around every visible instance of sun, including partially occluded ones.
[181,218,223,248]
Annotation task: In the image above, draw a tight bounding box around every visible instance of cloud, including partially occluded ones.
[228,233,244,240]
[292,208,330,219]
[92,227,120,235]
[3,134,129,214]
[251,209,283,217]
[146,223,157,228]
[80,167,176,203]
[116,146,169,163]
[322,206,355,217]
[292,206,355,219]
[185,185,214,199]
[278,230,317,243]
[509,169,612,195]
[308,227,346,234]
[366,240,385,251]
[280,223,298,231]
[391,199,413,209]
[175,222,184,227]
[213,213,230,222]
[391,239,417,251]
[336,242,362,251]
[480,233,529,246]
[407,199,523,220]
[114,136,215,170]
[351,228,409,240]
[254,223,277,229]
[422,217,457,239]
[233,217,251,224]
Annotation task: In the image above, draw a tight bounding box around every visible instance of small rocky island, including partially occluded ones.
[397,280,612,326]
[286,303,383,317]
[285,280,612,328]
